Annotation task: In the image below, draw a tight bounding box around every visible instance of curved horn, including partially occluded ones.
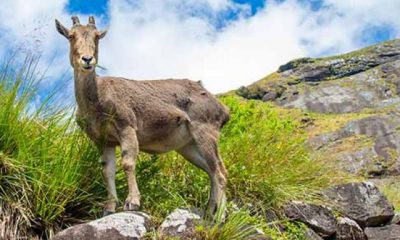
[71,16,80,26]
[88,16,96,26]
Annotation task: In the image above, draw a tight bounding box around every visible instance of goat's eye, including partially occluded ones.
[68,35,74,40]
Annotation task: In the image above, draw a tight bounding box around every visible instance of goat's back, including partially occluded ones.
[98,77,230,130]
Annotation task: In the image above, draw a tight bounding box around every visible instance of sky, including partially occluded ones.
[1,0,400,103]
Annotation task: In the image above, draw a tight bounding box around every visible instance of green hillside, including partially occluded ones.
[236,39,400,214]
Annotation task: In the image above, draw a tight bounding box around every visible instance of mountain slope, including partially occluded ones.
[235,39,400,205]
[238,39,400,114]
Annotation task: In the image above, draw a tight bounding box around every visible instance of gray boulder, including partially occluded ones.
[53,212,151,240]
[364,224,400,240]
[158,208,202,239]
[336,217,366,240]
[284,201,336,237]
[324,182,394,227]
[303,228,323,240]
[392,212,400,225]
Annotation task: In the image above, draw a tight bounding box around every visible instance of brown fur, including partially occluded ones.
[56,16,229,215]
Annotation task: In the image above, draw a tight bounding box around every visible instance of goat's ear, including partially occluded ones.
[98,29,108,39]
[55,19,70,39]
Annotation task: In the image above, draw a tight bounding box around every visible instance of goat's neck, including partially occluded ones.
[74,69,97,111]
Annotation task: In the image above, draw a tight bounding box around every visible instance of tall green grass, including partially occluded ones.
[0,57,345,239]
[0,57,102,239]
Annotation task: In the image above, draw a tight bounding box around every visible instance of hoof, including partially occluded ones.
[102,210,115,217]
[123,202,140,211]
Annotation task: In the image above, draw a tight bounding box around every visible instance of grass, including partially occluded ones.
[219,96,344,207]
[0,57,103,239]
[375,177,400,211]
[0,56,348,239]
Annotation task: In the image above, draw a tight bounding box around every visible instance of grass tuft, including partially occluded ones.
[0,56,103,239]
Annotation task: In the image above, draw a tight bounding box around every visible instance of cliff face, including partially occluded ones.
[236,39,400,178]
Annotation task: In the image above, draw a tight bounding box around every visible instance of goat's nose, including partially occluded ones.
[82,56,93,63]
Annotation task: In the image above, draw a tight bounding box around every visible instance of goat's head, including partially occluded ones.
[55,16,107,73]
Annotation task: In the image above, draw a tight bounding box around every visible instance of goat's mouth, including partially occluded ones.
[81,65,94,71]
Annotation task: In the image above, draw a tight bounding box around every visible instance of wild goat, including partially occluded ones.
[55,16,230,216]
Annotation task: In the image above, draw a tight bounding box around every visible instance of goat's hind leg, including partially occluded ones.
[178,124,227,216]
[119,126,141,211]
[101,146,118,216]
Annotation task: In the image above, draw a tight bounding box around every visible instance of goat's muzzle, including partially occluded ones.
[80,55,96,71]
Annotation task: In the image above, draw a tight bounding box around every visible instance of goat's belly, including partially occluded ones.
[138,123,192,154]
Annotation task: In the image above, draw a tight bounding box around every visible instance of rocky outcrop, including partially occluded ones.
[235,39,400,179]
[303,228,323,240]
[336,217,366,240]
[52,208,271,240]
[308,115,400,177]
[324,182,394,227]
[364,224,400,240]
[51,182,396,240]
[158,208,202,239]
[283,182,398,240]
[284,201,336,237]
[238,40,400,113]
[52,212,152,240]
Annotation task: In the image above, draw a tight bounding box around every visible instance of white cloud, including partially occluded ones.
[1,0,400,95]
[100,0,310,92]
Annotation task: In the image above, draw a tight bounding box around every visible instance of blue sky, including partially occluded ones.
[67,0,109,19]
[1,0,400,97]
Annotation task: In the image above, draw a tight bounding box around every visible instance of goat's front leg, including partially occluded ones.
[120,126,141,211]
[101,146,118,216]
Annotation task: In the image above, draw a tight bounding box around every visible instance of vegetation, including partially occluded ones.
[0,57,347,239]
[0,57,103,239]
[376,177,400,211]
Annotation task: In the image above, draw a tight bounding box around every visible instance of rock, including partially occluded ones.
[53,212,151,240]
[278,85,365,114]
[284,201,336,237]
[159,208,202,239]
[262,91,278,102]
[336,217,366,240]
[341,115,400,168]
[276,40,400,84]
[392,212,400,225]
[364,224,400,240]
[297,65,332,82]
[278,58,314,72]
[308,114,400,177]
[324,182,394,227]
[303,228,323,240]
[240,39,400,114]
